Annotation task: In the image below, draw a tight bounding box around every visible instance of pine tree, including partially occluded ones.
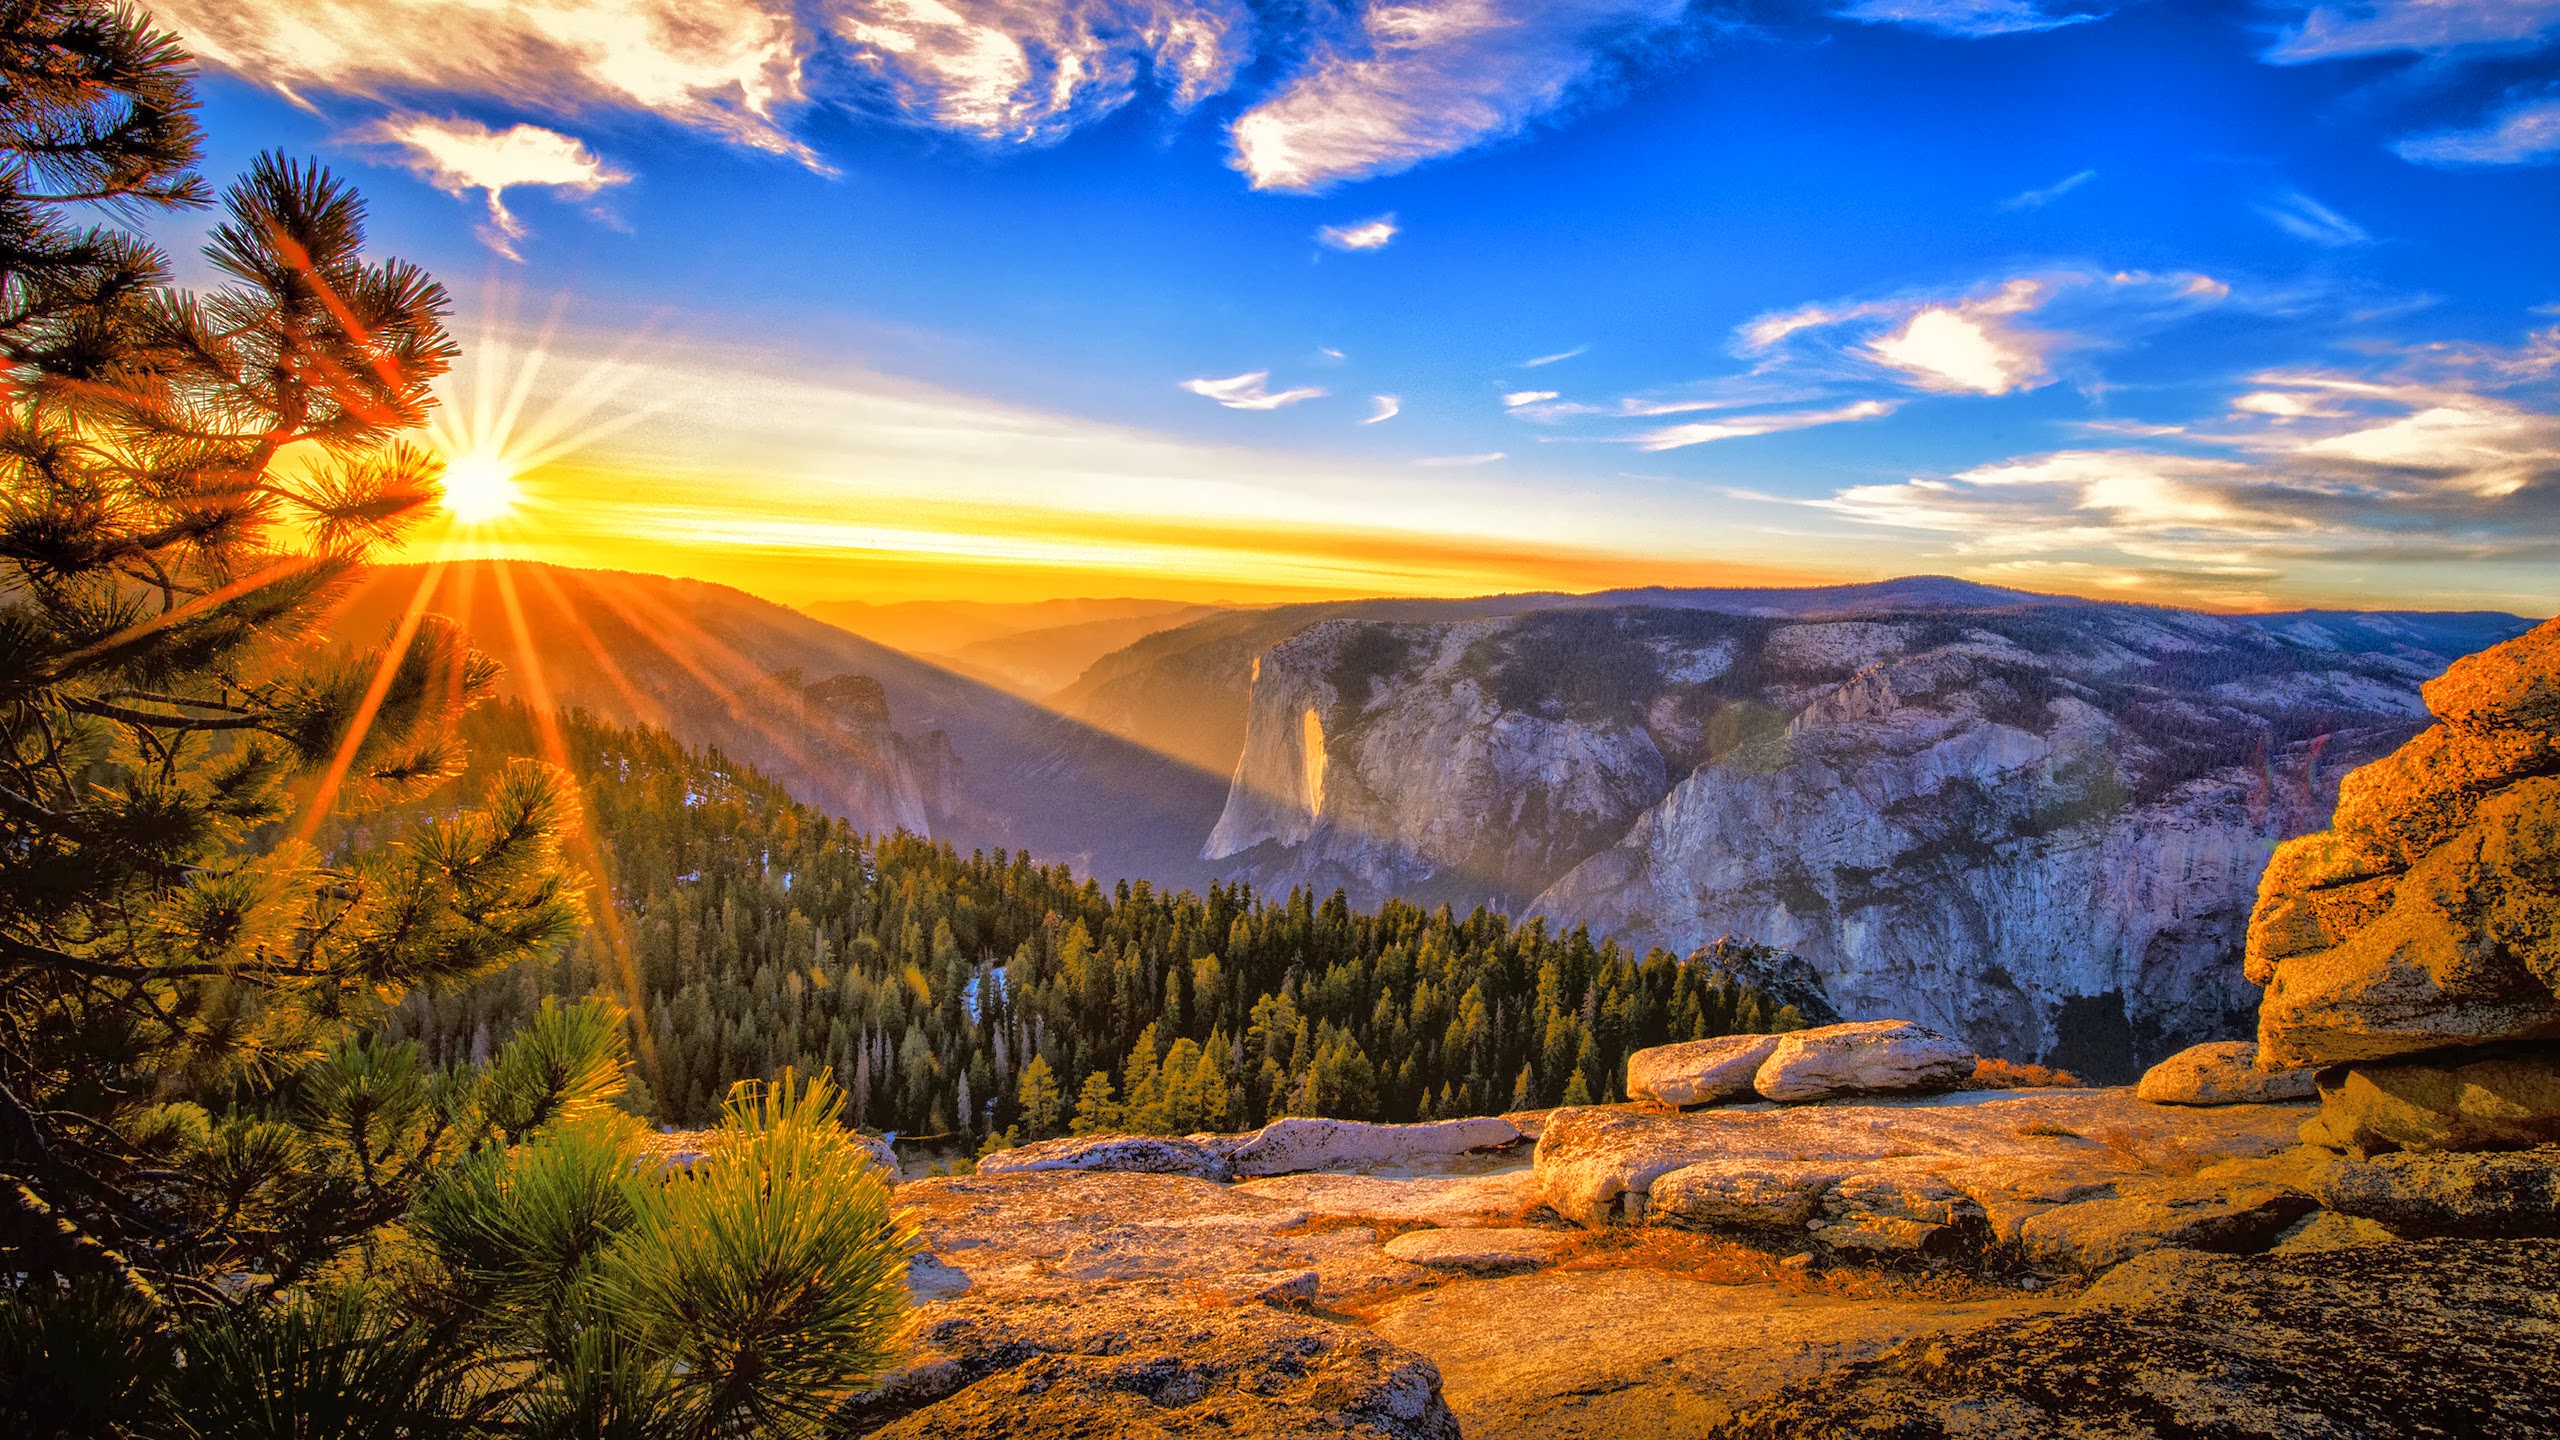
[1016,1053,1062,1137]
[1068,1070,1121,1136]
[0,9,914,1431]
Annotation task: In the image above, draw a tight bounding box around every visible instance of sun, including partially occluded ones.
[440,451,523,523]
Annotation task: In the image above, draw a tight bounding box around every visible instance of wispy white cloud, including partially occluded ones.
[2000,167,2096,209]
[2256,190,2372,246]
[1503,389,1560,408]
[1837,0,2107,38]
[370,116,628,259]
[832,0,1248,144]
[1415,451,1507,466]
[1735,270,2232,400]
[2264,0,2560,62]
[2396,96,2560,165]
[1864,280,2054,394]
[1523,345,1588,367]
[1181,370,1329,409]
[1637,399,1896,450]
[1317,213,1400,250]
[1365,394,1402,423]
[155,0,812,155]
[1227,0,1690,192]
[1814,335,2560,601]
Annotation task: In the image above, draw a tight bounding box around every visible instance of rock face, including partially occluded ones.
[1751,1021,1978,1102]
[2135,1039,2318,1106]
[1531,1090,2314,1272]
[1199,600,2523,1074]
[2249,616,2560,1068]
[2297,1044,2560,1153]
[1707,1240,2560,1440]
[1627,1034,1784,1106]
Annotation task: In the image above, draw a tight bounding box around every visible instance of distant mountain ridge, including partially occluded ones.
[333,562,1231,887]
[1184,595,2537,1077]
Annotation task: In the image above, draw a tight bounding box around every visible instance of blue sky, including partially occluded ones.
[155,1,2560,613]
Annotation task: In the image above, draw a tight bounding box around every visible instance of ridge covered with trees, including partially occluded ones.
[389,701,1816,1144]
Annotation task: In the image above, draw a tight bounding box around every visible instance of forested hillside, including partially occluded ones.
[371,703,1813,1137]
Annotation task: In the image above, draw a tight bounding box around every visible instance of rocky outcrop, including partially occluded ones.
[2135,1040,2318,1106]
[974,1116,1525,1183]
[2297,1044,2560,1153]
[1752,1021,1978,1102]
[1530,1089,2313,1271]
[851,1283,1461,1439]
[2317,1145,2560,1238]
[1627,1034,1784,1106]
[2249,617,2560,1068]
[1227,1116,1522,1177]
[1707,1240,2560,1440]
[974,1133,1234,1180]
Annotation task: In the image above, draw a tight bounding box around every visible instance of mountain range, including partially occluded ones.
[339,562,2534,1076]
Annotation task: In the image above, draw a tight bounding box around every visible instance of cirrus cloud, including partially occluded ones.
[832,0,1248,143]
[154,0,810,154]
[2264,0,2560,62]
[1181,371,1328,409]
[2395,96,2560,165]
[1814,337,2560,602]
[371,116,629,259]
[1317,213,1401,250]
[1837,0,2108,38]
[1738,269,2232,397]
[1227,0,1691,192]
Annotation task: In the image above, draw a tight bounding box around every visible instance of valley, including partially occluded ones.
[356,561,2531,1080]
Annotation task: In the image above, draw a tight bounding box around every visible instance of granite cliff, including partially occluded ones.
[1204,600,2531,1076]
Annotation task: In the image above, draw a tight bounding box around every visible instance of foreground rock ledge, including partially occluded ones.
[846,1283,1461,1439]
[1709,1239,2560,1439]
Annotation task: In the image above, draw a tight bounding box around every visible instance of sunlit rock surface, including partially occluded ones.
[2135,1039,2318,1106]
[1708,1241,2560,1440]
[1529,1090,2314,1267]
[2250,616,2560,1068]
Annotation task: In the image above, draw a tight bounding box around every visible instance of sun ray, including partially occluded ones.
[294,545,452,845]
[491,561,661,1086]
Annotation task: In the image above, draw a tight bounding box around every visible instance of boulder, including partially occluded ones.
[1226,1115,1521,1177]
[2136,1040,2317,1106]
[2298,1045,2560,1154]
[850,1284,1461,1439]
[972,1133,1234,1180]
[1709,1239,2560,1440]
[2317,1145,2560,1238]
[1649,1158,1846,1231]
[1751,1020,1979,1103]
[2249,617,2560,1069]
[858,1131,901,1176]
[1626,1033,1784,1107]
[1381,1226,1575,1275]
[1534,1088,2303,1232]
